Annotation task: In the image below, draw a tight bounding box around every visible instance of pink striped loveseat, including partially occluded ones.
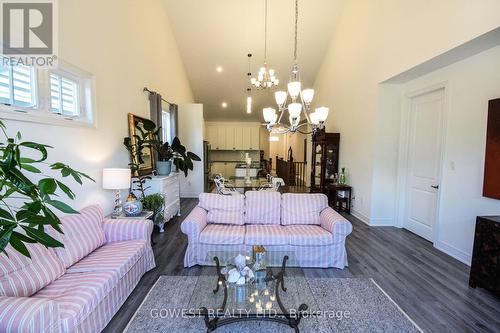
[0,205,155,333]
[181,192,352,269]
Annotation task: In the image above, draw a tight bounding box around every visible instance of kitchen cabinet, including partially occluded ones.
[206,124,260,151]
[208,126,220,150]
[225,127,235,150]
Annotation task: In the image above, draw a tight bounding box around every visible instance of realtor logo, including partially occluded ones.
[0,0,57,66]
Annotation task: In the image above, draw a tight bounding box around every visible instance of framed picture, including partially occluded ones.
[128,113,155,176]
[483,98,500,200]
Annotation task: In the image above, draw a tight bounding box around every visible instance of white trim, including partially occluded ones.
[351,209,370,225]
[434,241,472,266]
[369,217,394,226]
[395,81,449,245]
[0,59,97,128]
[123,277,163,333]
[370,279,424,333]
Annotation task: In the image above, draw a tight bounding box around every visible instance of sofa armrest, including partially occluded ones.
[0,297,60,333]
[320,207,353,236]
[180,206,208,243]
[103,218,153,243]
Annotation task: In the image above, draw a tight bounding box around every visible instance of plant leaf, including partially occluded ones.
[39,178,57,195]
[56,181,75,199]
[21,226,64,248]
[20,164,41,173]
[45,200,79,214]
[9,234,31,258]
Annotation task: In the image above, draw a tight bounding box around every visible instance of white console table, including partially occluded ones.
[143,173,181,232]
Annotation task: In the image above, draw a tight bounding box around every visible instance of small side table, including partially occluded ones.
[108,211,154,220]
[326,184,352,214]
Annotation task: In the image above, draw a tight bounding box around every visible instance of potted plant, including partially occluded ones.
[0,120,94,258]
[124,118,201,178]
[155,142,174,176]
[142,193,166,232]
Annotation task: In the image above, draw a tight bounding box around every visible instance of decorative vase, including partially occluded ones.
[156,160,172,176]
[123,192,143,217]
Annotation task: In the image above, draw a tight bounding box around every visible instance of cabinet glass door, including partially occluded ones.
[325,143,338,181]
[314,144,322,186]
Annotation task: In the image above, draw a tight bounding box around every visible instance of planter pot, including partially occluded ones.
[156,160,172,176]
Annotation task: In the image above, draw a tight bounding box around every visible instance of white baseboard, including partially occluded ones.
[351,209,395,226]
[434,240,472,266]
[369,217,394,226]
[351,209,370,225]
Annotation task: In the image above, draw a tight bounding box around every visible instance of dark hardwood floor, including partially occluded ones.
[104,198,500,333]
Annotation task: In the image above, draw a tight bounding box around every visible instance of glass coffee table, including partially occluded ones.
[187,251,316,332]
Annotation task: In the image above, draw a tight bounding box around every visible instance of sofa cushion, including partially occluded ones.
[281,193,329,225]
[49,205,106,268]
[67,240,148,279]
[286,225,333,246]
[0,243,65,297]
[34,270,118,332]
[244,225,288,245]
[199,224,245,245]
[199,193,245,225]
[244,191,281,225]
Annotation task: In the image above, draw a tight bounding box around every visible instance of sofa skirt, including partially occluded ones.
[183,242,348,269]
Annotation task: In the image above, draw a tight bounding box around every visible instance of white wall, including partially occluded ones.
[178,104,204,198]
[398,46,500,264]
[314,0,500,223]
[3,0,193,215]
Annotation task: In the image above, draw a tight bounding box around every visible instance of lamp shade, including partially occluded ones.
[275,91,287,106]
[315,107,329,122]
[288,103,302,119]
[302,89,314,104]
[310,111,320,125]
[287,81,301,98]
[263,107,277,123]
[102,168,131,190]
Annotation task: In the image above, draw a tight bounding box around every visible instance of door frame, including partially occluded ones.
[395,81,449,243]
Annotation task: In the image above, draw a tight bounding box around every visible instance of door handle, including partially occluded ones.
[431,185,439,189]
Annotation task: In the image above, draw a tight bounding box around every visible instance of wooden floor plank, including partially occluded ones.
[103,198,500,333]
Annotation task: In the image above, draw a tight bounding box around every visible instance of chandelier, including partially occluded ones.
[262,0,329,134]
[250,0,279,90]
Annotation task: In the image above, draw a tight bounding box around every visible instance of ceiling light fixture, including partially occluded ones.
[262,0,330,135]
[249,0,279,90]
[246,89,252,114]
[216,66,223,72]
[221,102,227,108]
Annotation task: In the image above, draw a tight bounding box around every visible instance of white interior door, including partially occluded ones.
[404,88,444,241]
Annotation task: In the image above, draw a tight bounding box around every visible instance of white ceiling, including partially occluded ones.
[165,0,345,122]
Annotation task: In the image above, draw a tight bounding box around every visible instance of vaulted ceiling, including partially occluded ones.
[165,0,345,121]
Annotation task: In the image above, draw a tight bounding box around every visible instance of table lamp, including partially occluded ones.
[102,168,131,218]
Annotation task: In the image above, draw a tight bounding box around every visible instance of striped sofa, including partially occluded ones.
[181,191,352,269]
[0,205,155,333]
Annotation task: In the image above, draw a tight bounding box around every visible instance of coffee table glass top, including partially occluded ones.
[205,250,300,267]
[187,251,318,318]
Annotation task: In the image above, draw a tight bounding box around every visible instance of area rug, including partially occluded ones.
[125,276,423,333]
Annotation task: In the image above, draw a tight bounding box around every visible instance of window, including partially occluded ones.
[0,60,95,127]
[161,109,171,143]
[0,64,37,108]
[50,73,80,116]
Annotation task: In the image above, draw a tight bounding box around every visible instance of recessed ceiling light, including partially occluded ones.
[216,66,223,72]
[221,102,227,108]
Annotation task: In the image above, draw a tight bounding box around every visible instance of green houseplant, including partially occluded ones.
[0,120,94,258]
[142,193,165,229]
[124,118,201,179]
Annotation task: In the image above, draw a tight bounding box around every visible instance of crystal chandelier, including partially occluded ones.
[262,0,329,134]
[250,0,279,90]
